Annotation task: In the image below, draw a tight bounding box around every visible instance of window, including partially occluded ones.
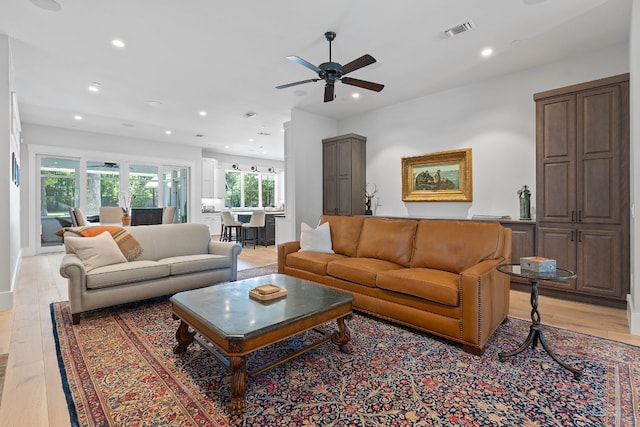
[86,161,120,216]
[224,170,277,208]
[244,172,259,207]
[38,155,190,250]
[162,166,188,222]
[40,157,80,246]
[129,164,158,207]
[225,171,241,208]
[261,173,276,207]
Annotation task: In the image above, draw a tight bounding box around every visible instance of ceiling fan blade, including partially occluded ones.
[286,55,322,73]
[340,54,376,75]
[276,78,319,89]
[324,84,335,102]
[341,77,384,92]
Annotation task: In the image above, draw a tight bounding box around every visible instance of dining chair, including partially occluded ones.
[162,206,176,224]
[100,206,123,224]
[241,211,266,248]
[221,211,242,243]
[74,207,87,226]
[68,207,79,227]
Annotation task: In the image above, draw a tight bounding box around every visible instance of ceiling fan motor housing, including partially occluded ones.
[319,62,342,83]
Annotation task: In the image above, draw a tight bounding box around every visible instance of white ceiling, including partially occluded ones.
[0,0,631,161]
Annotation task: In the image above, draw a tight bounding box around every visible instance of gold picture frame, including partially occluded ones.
[402,148,472,202]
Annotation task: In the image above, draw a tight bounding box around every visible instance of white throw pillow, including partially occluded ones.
[299,222,334,253]
[65,231,128,271]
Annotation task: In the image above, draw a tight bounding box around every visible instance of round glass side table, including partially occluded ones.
[497,263,582,379]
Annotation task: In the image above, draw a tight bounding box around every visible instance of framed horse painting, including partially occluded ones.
[401,148,472,202]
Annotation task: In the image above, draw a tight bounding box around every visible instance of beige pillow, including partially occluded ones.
[65,231,127,271]
[299,221,334,253]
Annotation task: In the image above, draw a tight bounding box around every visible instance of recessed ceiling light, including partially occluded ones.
[146,100,162,107]
[225,145,230,149]
[280,128,285,133]
[165,130,172,135]
[112,39,126,48]
[352,93,360,99]
[199,111,207,116]
[249,138,255,142]
[88,82,101,92]
[243,111,257,118]
[73,115,83,121]
[30,0,61,11]
[481,47,493,57]
[122,123,135,127]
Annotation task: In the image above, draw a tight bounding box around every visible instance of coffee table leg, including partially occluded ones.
[173,320,195,354]
[331,315,353,354]
[229,356,248,415]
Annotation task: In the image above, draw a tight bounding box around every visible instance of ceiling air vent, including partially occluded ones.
[443,20,475,38]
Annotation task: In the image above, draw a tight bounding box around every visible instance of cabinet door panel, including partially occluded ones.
[577,86,621,224]
[577,229,622,298]
[536,96,576,223]
[537,227,576,291]
[542,162,573,221]
[505,223,536,285]
[323,142,338,215]
[581,157,618,223]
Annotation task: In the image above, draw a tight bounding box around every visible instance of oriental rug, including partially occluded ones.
[52,273,639,426]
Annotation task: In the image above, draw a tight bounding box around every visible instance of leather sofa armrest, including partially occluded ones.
[277,241,301,273]
[208,241,243,281]
[459,257,510,349]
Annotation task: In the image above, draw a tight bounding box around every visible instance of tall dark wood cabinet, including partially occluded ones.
[534,73,629,307]
[322,133,366,216]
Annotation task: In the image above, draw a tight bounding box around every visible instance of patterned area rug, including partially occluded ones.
[51,270,639,426]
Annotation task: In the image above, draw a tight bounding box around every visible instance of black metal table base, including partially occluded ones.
[499,278,582,379]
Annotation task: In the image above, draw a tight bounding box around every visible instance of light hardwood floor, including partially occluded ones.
[0,245,638,426]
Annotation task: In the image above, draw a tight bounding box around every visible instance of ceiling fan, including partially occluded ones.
[276,31,384,102]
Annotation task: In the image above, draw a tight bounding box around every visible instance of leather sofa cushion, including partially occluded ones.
[157,254,230,275]
[286,251,348,276]
[327,257,404,287]
[86,260,170,289]
[319,215,364,257]
[410,220,504,273]
[356,218,417,267]
[377,268,460,307]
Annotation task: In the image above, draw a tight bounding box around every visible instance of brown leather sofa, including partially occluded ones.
[277,215,512,355]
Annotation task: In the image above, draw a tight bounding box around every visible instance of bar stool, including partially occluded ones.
[221,211,242,243]
[241,211,266,248]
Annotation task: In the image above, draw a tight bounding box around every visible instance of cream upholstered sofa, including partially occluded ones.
[59,223,242,324]
[278,215,512,355]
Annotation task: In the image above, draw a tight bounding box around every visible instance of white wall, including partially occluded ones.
[0,35,21,310]
[21,124,202,256]
[287,109,337,238]
[339,42,629,220]
[628,1,640,334]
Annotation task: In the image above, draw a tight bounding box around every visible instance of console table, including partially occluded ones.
[496,264,582,379]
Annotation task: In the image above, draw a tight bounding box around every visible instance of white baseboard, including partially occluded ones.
[627,295,640,335]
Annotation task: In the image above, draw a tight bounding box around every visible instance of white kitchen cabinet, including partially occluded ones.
[202,158,216,198]
[202,212,222,236]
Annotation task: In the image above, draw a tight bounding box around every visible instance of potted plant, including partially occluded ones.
[120,192,136,226]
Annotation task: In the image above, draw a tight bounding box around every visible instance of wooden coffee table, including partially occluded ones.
[170,273,354,415]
